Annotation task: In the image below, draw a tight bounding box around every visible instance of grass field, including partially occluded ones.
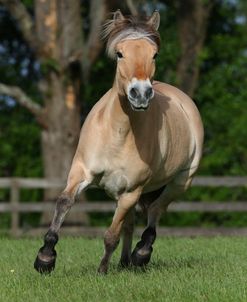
[1,236,247,302]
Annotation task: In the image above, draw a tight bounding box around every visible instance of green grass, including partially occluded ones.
[1,237,247,302]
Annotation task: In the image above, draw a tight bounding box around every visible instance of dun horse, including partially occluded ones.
[34,10,203,274]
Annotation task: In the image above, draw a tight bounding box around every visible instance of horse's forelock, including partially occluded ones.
[102,15,160,59]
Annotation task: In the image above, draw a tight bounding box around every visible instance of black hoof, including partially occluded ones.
[97,265,108,275]
[119,257,131,268]
[131,246,153,267]
[34,251,56,274]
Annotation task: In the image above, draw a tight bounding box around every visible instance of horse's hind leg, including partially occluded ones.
[34,166,90,274]
[131,177,192,267]
[119,208,135,267]
[131,225,157,267]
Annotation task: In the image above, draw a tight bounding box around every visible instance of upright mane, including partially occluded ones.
[102,13,161,59]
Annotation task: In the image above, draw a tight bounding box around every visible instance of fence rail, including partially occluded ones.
[0,177,247,237]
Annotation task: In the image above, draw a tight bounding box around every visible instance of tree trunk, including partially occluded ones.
[35,0,86,224]
[40,73,87,225]
[0,0,109,225]
[176,0,213,98]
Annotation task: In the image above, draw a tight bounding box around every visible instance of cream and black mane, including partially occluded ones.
[102,11,161,58]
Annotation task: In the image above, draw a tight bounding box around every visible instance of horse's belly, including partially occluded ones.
[143,179,168,193]
[143,171,175,193]
[143,154,191,193]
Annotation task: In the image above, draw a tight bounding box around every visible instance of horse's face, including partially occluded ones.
[115,39,158,111]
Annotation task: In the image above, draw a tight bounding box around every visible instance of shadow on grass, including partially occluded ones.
[148,256,206,270]
[46,256,208,278]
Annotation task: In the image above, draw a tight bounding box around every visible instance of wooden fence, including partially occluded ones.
[0,177,247,237]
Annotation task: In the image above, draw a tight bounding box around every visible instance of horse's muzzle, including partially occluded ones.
[128,83,154,111]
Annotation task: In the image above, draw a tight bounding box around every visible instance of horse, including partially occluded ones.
[34,10,204,274]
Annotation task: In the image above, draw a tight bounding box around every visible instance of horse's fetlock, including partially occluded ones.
[141,227,156,245]
[40,245,56,257]
[44,230,58,246]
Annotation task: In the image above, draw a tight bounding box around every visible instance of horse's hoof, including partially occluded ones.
[97,265,108,275]
[131,246,153,267]
[34,251,56,274]
[119,257,131,268]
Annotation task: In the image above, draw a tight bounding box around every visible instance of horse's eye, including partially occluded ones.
[116,51,123,59]
[153,53,158,60]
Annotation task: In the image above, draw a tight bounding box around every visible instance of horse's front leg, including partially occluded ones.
[34,177,90,274]
[98,189,141,274]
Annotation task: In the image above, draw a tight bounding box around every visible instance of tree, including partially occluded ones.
[175,0,214,97]
[0,0,109,223]
[196,0,247,175]
[0,0,108,182]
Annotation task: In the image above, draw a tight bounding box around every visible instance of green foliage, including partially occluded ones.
[0,4,42,178]
[155,6,180,84]
[0,102,42,177]
[21,0,34,9]
[40,58,61,74]
[195,1,247,175]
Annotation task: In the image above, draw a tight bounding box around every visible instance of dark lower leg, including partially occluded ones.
[131,195,171,267]
[119,210,135,267]
[34,229,58,273]
[34,193,74,274]
[131,199,167,267]
[131,226,156,267]
[119,229,133,267]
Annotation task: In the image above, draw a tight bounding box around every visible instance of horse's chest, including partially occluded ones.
[96,165,150,200]
[98,170,128,199]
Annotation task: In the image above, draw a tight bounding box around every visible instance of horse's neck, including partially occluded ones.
[107,86,131,133]
[107,86,147,138]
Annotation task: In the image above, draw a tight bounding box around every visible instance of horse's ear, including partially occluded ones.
[147,10,160,30]
[113,9,125,22]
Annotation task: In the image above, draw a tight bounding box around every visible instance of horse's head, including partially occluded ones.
[103,10,160,111]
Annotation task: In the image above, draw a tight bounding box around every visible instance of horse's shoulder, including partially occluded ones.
[153,81,201,117]
[153,81,190,102]
[84,89,112,124]
[153,80,204,147]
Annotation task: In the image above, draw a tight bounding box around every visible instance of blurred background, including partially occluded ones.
[0,0,246,236]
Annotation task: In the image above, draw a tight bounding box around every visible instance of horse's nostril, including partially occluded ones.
[145,87,153,99]
[129,87,139,99]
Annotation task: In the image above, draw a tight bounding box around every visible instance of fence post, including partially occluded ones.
[10,178,20,237]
